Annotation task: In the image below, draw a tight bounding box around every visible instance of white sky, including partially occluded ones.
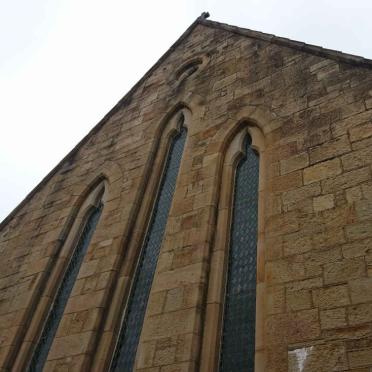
[1,0,372,222]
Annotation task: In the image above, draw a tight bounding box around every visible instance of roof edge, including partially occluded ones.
[0,17,202,230]
[2,16,372,230]
[200,18,372,69]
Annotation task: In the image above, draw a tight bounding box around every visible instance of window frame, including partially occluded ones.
[13,180,108,371]
[200,124,267,372]
[109,121,188,371]
[90,107,191,371]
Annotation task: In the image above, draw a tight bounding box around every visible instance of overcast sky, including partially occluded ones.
[1,0,372,222]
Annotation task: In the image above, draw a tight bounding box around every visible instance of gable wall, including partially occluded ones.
[0,22,372,371]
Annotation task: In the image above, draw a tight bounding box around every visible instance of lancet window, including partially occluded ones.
[28,185,105,371]
[110,121,187,371]
[200,125,264,372]
[219,134,259,371]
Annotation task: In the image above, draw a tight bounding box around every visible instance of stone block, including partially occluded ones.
[320,308,346,329]
[64,290,105,314]
[147,291,166,316]
[171,244,205,269]
[346,186,363,203]
[349,277,372,304]
[348,303,372,325]
[282,183,321,206]
[341,146,372,171]
[141,309,198,341]
[312,227,346,250]
[282,232,312,256]
[312,285,350,309]
[303,158,342,185]
[346,221,372,241]
[286,277,323,292]
[270,171,303,193]
[349,121,372,142]
[288,342,348,372]
[266,285,285,315]
[267,309,320,345]
[286,289,311,311]
[342,238,372,258]
[48,331,94,360]
[352,135,372,151]
[309,135,351,164]
[348,348,372,368]
[164,288,184,312]
[313,194,335,212]
[153,345,176,366]
[362,181,372,199]
[266,211,300,236]
[354,200,372,221]
[152,263,205,292]
[323,257,366,285]
[280,152,309,175]
[321,167,370,194]
[266,257,306,284]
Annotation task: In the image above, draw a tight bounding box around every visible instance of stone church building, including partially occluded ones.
[1,13,372,372]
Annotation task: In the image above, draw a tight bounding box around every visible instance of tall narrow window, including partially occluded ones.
[219,135,259,371]
[28,198,103,371]
[110,125,187,371]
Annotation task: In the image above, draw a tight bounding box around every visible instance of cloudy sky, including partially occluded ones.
[1,0,372,221]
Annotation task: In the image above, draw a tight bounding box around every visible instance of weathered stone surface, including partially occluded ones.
[286,289,311,311]
[321,167,371,194]
[48,331,94,360]
[313,194,335,212]
[270,171,303,193]
[320,308,346,329]
[323,258,366,285]
[282,183,321,206]
[280,152,309,175]
[303,158,342,185]
[341,146,372,171]
[288,342,348,372]
[348,303,372,325]
[349,121,372,142]
[349,278,372,304]
[1,17,372,372]
[309,135,351,165]
[346,221,372,241]
[312,285,350,309]
[348,348,372,368]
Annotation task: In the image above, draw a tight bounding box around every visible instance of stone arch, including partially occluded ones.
[12,178,108,371]
[199,120,267,372]
[90,104,192,371]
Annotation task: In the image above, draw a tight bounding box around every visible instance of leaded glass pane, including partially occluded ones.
[111,126,187,372]
[219,135,259,372]
[28,203,103,372]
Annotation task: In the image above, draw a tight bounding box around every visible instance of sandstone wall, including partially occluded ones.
[1,21,372,371]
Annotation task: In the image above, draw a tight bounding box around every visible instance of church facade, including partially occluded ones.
[1,15,372,371]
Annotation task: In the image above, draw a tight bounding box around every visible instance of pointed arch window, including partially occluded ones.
[200,126,265,372]
[28,185,105,371]
[219,134,259,371]
[110,121,187,371]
